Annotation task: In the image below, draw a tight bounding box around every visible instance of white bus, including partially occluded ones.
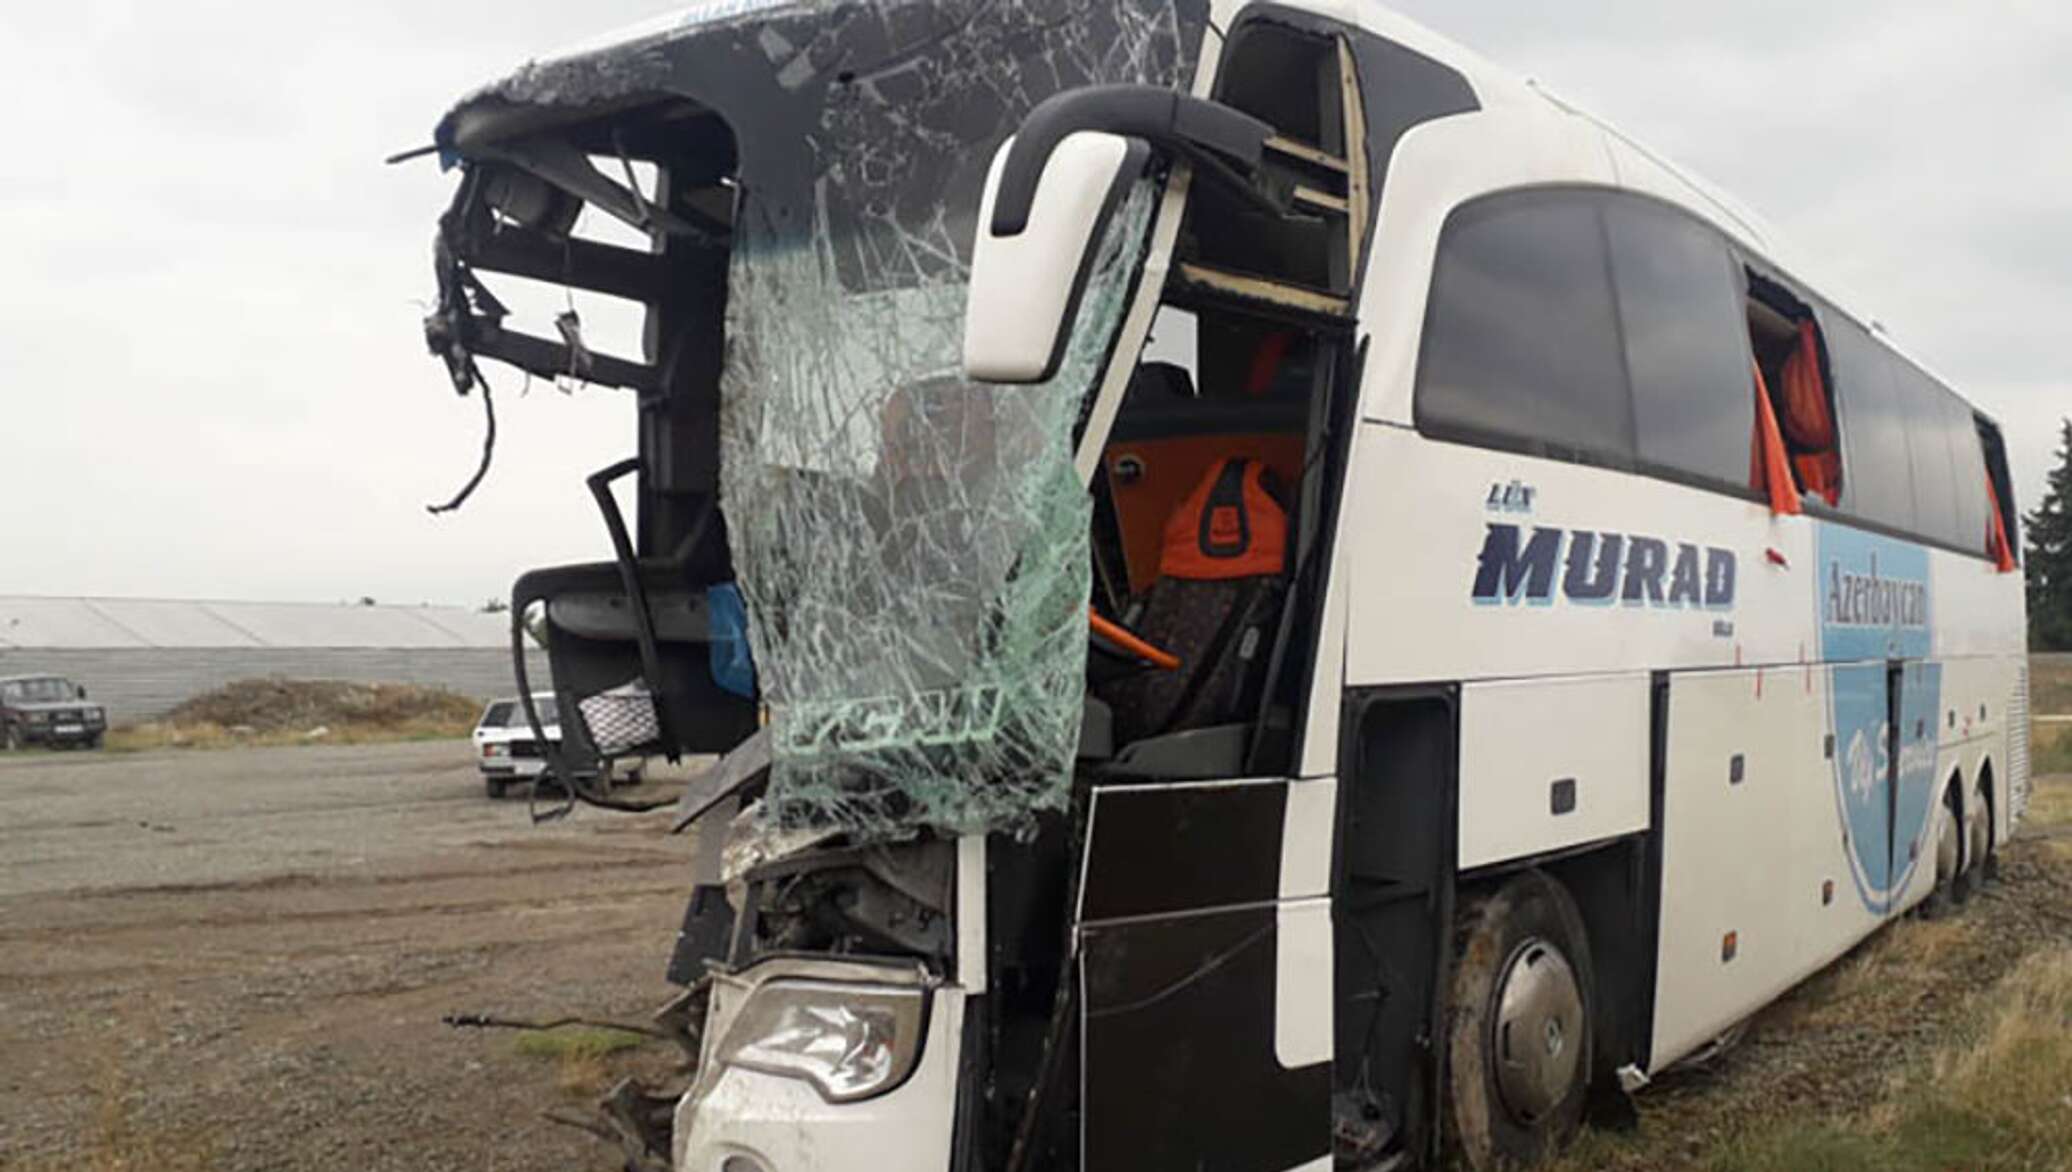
[411,1,2031,1169]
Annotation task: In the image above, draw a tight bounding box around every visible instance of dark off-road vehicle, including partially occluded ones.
[1,675,107,750]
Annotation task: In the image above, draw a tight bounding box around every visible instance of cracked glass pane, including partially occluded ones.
[436,0,1211,838]
[714,0,1208,839]
[725,185,1157,836]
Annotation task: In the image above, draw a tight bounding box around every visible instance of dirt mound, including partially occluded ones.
[160,679,480,735]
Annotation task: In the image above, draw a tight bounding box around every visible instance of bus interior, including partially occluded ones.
[1080,20,1363,783]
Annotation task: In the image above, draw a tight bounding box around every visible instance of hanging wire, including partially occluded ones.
[426,359,497,514]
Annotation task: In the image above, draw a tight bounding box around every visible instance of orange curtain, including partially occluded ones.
[1984,473,2017,573]
[1779,322,1841,506]
[1752,361,1803,516]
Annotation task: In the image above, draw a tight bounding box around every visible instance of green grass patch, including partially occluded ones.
[513,1026,651,1100]
[2035,722,2072,778]
[1704,1121,1899,1172]
[511,1026,649,1061]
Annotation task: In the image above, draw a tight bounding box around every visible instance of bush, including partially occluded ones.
[109,679,481,751]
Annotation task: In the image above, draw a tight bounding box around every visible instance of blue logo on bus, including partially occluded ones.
[1818,523,1937,914]
[1469,523,1736,610]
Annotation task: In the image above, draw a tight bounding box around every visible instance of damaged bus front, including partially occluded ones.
[413,1,1514,1169]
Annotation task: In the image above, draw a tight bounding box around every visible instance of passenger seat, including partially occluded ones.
[1097,456,1289,747]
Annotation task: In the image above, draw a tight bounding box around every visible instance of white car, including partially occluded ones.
[472,694,566,798]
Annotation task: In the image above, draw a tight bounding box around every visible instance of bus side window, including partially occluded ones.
[1416,191,1634,464]
[1978,418,2021,566]
[1939,389,1993,556]
[1825,315,1920,534]
[1742,272,1840,507]
[1603,198,1756,493]
[1889,355,1961,549]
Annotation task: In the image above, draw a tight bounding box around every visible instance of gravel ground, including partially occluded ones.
[1,741,2063,1171]
[0,741,694,1171]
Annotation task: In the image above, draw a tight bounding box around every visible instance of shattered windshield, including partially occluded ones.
[440,0,1210,839]
[711,0,1209,837]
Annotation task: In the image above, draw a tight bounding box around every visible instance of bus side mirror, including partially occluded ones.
[963,131,1147,383]
[962,86,1275,384]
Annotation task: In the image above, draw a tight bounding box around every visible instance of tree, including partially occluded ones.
[2028,417,2072,650]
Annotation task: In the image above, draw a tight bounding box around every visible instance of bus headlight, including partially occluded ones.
[714,980,927,1103]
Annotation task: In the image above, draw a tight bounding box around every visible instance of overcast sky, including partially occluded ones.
[1,1,2065,605]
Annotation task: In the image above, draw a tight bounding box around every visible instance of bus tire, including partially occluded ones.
[1923,789,1962,920]
[1979,784,2001,884]
[1952,784,1987,905]
[1445,869,1595,1171]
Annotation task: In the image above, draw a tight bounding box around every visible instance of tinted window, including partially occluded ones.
[1605,198,1755,489]
[1945,399,1991,554]
[1826,315,1917,533]
[1418,192,1634,463]
[1889,358,1958,547]
[1980,419,2020,553]
[481,701,514,729]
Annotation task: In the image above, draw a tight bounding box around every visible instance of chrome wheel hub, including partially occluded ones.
[1491,937,1583,1124]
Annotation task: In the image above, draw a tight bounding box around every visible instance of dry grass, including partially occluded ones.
[105,679,479,753]
[1700,749,2072,1172]
[1706,946,2072,1172]
[2030,657,2072,719]
[1813,915,1980,1019]
[7,1054,220,1171]
[105,716,470,753]
[1549,701,2072,1172]
[512,1027,650,1099]
[2028,767,2072,834]
[2034,722,2072,780]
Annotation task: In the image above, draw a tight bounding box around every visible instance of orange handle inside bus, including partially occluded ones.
[1089,609,1181,671]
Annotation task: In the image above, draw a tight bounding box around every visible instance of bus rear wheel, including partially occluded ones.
[1924,790,1963,919]
[1445,870,1595,1171]
[1955,784,1994,899]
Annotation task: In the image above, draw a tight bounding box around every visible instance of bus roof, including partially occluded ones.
[433,0,1976,420]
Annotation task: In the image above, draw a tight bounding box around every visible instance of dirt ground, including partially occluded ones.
[1556,785,2072,1170]
[2,738,2068,1171]
[0,742,693,1171]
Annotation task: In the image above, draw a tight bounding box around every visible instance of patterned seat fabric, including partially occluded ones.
[1099,457,1290,746]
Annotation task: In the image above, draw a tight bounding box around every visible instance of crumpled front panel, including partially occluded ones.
[718,0,1204,839]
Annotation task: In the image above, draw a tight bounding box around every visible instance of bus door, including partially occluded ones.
[1072,778,1335,1172]
[1888,659,1944,906]
[1829,661,1902,915]
[1818,523,1937,918]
